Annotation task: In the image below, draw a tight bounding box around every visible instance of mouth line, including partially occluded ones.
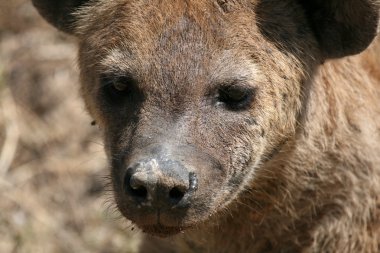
[141,224,190,237]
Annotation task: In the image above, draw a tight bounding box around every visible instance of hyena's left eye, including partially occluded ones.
[100,75,137,104]
[217,85,255,111]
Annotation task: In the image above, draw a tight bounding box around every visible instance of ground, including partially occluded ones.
[0,1,140,252]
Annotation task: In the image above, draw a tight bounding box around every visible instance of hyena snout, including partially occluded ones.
[124,158,198,209]
[118,144,224,233]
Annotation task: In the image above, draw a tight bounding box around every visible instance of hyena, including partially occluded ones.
[32,0,380,252]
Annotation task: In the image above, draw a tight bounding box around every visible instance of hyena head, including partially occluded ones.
[33,0,379,237]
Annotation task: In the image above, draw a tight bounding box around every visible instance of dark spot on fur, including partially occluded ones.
[216,0,236,13]
[281,76,289,81]
[348,122,361,133]
[251,53,260,61]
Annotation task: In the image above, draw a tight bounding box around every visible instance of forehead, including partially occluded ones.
[78,0,230,49]
[76,0,261,57]
[77,0,259,85]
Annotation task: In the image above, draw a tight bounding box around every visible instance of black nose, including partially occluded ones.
[124,160,198,207]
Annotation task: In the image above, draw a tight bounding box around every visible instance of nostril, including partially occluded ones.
[130,185,148,199]
[169,187,186,203]
[124,168,148,200]
[168,172,197,205]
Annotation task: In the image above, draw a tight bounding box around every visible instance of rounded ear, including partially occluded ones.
[298,0,380,59]
[32,0,91,34]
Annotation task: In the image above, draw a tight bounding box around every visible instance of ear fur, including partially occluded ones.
[32,0,91,34]
[298,0,380,58]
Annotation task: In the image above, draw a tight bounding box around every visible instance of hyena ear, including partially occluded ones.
[298,0,380,58]
[32,0,91,34]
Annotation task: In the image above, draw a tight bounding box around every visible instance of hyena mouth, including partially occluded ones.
[141,224,189,237]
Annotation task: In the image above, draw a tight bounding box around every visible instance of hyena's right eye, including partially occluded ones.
[100,74,137,104]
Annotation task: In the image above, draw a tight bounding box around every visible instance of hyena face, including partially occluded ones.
[33,0,379,237]
[76,1,318,236]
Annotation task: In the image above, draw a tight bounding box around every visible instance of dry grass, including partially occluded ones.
[0,1,140,252]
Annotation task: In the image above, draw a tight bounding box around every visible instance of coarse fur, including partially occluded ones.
[32,0,380,252]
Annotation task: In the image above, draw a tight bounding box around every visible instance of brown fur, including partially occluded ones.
[32,0,380,252]
[167,37,380,253]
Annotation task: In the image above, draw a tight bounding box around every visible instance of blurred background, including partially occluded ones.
[0,1,140,252]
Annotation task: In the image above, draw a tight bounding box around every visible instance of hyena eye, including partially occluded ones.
[217,85,255,111]
[100,75,137,104]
